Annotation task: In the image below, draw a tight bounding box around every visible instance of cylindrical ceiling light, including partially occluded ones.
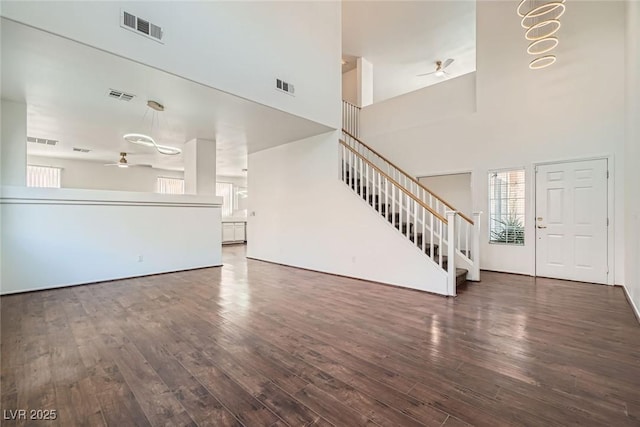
[517,0,565,70]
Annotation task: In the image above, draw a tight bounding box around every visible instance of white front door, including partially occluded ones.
[535,159,608,284]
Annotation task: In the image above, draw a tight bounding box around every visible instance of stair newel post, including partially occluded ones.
[446,211,457,297]
[470,211,483,281]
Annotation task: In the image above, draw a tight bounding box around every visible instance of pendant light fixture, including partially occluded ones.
[517,0,565,70]
[123,100,182,155]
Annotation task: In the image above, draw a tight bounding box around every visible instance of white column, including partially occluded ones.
[1,100,27,187]
[356,57,374,107]
[342,69,358,106]
[183,138,216,196]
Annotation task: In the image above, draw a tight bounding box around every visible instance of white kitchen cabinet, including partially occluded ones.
[233,223,246,242]
[222,221,246,244]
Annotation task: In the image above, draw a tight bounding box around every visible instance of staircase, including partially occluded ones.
[341,100,481,296]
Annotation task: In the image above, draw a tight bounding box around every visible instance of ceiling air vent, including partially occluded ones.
[27,136,58,146]
[150,23,162,40]
[276,78,295,96]
[120,10,164,44]
[108,88,136,101]
[123,11,136,29]
[72,147,91,153]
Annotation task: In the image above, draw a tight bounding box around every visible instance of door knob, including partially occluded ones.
[537,225,547,229]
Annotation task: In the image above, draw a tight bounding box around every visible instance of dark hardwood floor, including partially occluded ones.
[1,245,639,426]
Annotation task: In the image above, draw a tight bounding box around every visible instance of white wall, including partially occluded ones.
[28,155,183,193]
[1,1,341,129]
[0,187,222,294]
[342,68,358,106]
[625,0,640,317]
[419,173,472,218]
[357,57,374,107]
[360,1,626,282]
[361,72,476,138]
[247,131,448,294]
[1,100,26,186]
[183,138,216,196]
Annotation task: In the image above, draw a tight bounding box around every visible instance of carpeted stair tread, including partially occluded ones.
[456,268,468,287]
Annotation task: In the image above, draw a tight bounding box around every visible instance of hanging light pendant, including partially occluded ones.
[124,133,181,155]
[123,100,182,155]
[517,0,565,69]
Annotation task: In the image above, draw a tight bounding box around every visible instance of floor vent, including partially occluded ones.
[108,89,136,101]
[120,10,164,44]
[27,136,58,146]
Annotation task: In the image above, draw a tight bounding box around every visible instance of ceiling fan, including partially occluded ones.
[417,58,454,77]
[104,152,150,168]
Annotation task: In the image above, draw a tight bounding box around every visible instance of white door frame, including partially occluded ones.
[532,155,614,285]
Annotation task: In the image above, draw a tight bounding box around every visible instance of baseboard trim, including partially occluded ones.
[246,256,453,298]
[621,284,640,325]
[0,264,224,296]
[481,269,533,277]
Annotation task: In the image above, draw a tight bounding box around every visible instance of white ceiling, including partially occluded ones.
[1,19,332,176]
[342,0,476,103]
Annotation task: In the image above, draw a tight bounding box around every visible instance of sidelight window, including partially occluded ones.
[489,169,525,245]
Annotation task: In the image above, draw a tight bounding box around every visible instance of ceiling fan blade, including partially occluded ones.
[442,58,454,69]
[417,71,436,77]
[104,163,151,168]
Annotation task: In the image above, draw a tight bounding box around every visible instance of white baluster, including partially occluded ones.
[341,145,345,182]
[446,211,457,296]
[413,199,418,245]
[430,213,434,262]
[350,150,354,188]
[349,150,357,187]
[421,208,426,252]
[438,219,443,267]
[358,157,363,196]
[405,193,410,237]
[352,104,355,135]
[470,212,482,281]
[391,185,396,228]
[385,177,390,222]
[457,215,461,252]
[366,162,370,205]
[465,219,470,259]
[378,169,382,214]
[398,189,403,233]
[346,103,350,134]
[346,104,349,133]
[399,192,403,233]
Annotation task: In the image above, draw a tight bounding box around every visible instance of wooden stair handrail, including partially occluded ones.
[340,140,448,225]
[342,100,361,110]
[341,129,474,225]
